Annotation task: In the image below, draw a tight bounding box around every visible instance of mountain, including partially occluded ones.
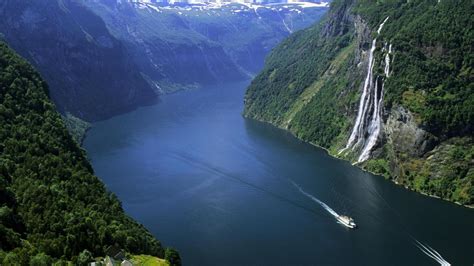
[0,0,157,122]
[115,0,328,5]
[0,0,327,121]
[0,42,172,264]
[83,0,328,92]
[244,0,473,206]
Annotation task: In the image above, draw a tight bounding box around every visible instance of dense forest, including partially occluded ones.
[244,0,473,205]
[0,42,176,264]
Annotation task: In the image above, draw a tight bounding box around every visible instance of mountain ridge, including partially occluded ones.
[0,0,158,122]
[0,0,327,122]
[84,0,328,92]
[244,0,473,206]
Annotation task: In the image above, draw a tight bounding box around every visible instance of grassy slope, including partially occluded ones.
[244,0,473,206]
[131,254,169,266]
[245,0,359,146]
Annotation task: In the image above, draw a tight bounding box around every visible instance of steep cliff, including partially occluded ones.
[244,0,473,206]
[0,0,158,121]
[0,41,169,263]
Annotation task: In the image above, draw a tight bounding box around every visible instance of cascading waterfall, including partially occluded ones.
[358,43,392,162]
[384,44,392,77]
[339,17,392,163]
[338,38,377,153]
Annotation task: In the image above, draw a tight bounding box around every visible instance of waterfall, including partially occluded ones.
[339,17,391,163]
[338,38,377,153]
[377,17,389,34]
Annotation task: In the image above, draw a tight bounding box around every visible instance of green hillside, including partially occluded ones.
[0,42,167,264]
[244,0,473,206]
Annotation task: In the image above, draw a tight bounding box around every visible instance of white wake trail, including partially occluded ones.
[291,182,339,219]
[415,240,450,265]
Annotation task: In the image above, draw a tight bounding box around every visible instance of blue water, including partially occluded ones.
[84,81,474,265]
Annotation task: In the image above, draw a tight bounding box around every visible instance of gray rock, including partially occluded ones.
[384,105,437,157]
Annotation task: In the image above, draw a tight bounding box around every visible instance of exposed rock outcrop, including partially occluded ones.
[385,105,437,158]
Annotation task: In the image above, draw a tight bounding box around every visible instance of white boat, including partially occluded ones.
[336,215,356,229]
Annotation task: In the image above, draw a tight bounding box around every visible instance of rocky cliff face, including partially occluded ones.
[385,105,436,159]
[84,1,244,92]
[0,0,157,121]
[244,0,473,206]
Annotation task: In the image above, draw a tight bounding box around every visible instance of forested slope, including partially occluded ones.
[244,0,473,206]
[0,42,167,264]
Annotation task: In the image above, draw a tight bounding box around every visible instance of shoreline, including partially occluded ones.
[243,114,474,209]
[81,88,472,210]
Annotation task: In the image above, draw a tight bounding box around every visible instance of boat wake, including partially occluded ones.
[173,152,450,263]
[169,152,330,219]
[291,182,344,223]
[415,240,451,266]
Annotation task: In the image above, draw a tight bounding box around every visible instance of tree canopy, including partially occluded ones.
[0,42,165,264]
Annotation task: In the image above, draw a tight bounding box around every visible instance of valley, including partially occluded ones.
[84,0,328,92]
[0,0,472,265]
[0,0,327,121]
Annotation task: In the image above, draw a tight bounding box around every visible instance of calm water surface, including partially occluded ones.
[84,82,474,265]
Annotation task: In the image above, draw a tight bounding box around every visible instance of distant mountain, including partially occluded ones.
[0,0,157,121]
[244,0,473,206]
[84,0,328,92]
[109,0,329,7]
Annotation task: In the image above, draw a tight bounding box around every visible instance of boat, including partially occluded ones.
[336,215,357,229]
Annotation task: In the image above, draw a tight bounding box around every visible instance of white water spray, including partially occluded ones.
[377,17,389,34]
[339,17,392,163]
[339,38,377,153]
[358,42,393,162]
[415,240,451,265]
[291,182,340,220]
[384,44,392,77]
